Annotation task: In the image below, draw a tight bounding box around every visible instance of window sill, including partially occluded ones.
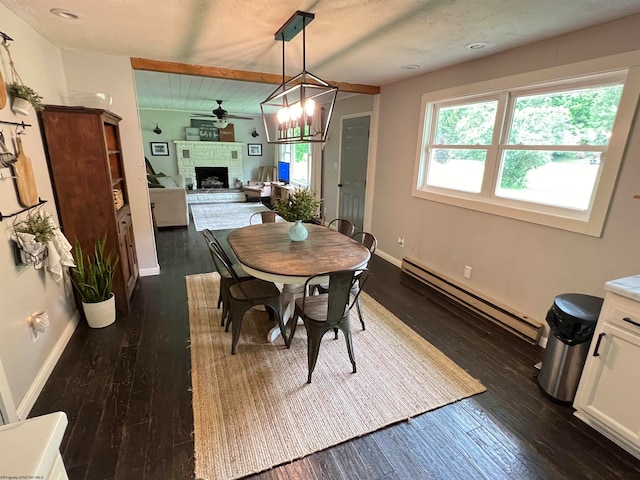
[412,187,603,236]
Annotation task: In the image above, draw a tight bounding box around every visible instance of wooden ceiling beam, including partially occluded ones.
[130,57,380,95]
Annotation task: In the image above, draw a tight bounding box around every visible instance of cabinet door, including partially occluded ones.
[123,222,138,297]
[118,218,138,300]
[576,321,640,445]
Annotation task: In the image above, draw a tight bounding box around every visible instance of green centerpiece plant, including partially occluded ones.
[274,188,321,241]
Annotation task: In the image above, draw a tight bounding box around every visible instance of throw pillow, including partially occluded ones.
[147,172,168,185]
[157,176,178,188]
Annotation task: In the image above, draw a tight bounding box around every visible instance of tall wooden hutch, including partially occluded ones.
[39,105,138,313]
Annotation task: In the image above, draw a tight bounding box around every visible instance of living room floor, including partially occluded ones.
[30,221,640,479]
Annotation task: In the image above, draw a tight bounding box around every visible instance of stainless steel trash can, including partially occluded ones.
[538,293,603,403]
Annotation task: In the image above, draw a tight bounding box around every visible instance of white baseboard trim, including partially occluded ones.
[139,265,160,277]
[17,311,80,420]
[374,249,402,268]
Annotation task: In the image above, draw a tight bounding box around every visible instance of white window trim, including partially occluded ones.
[412,54,640,237]
[280,143,314,190]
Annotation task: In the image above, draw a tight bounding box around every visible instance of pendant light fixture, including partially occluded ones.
[153,123,162,135]
[260,11,338,144]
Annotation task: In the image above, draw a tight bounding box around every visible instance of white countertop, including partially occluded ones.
[605,275,640,302]
[0,411,67,477]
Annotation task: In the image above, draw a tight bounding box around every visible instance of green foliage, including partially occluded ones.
[71,234,119,303]
[508,85,622,145]
[434,84,623,191]
[274,188,321,222]
[16,213,54,243]
[500,151,548,189]
[435,101,497,145]
[8,82,44,111]
[433,148,449,164]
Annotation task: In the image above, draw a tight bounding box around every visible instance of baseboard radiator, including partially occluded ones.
[401,257,542,344]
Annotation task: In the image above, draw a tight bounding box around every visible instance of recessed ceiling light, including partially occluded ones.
[401,64,421,70]
[50,8,79,20]
[465,42,488,50]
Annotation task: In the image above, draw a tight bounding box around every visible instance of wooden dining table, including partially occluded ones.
[227,222,371,342]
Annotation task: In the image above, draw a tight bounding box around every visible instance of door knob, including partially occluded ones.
[337,183,343,187]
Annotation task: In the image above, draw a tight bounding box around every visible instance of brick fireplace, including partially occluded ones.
[174,141,244,188]
[196,166,228,188]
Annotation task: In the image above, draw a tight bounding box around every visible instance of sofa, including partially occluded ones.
[148,174,189,227]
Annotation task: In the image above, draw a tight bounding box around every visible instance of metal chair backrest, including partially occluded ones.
[250,210,277,225]
[202,228,215,245]
[203,230,228,276]
[302,269,368,326]
[327,218,356,237]
[208,238,243,281]
[205,234,232,276]
[209,239,263,301]
[351,231,377,255]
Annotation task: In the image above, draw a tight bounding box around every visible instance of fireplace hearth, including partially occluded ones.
[195,167,228,189]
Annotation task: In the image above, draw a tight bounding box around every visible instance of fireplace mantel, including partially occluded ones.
[174,141,244,185]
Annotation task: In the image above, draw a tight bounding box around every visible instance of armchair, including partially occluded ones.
[244,165,279,202]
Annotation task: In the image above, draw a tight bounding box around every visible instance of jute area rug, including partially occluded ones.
[187,273,485,480]
[191,202,272,231]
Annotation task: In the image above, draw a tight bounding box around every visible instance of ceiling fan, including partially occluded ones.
[191,100,253,128]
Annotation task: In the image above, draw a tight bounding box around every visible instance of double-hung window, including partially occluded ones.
[280,143,312,188]
[413,67,640,236]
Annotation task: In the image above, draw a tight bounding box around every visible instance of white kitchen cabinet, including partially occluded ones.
[574,275,640,460]
[0,411,68,479]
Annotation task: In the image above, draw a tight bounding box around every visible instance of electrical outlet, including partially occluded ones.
[464,265,472,279]
[397,236,405,247]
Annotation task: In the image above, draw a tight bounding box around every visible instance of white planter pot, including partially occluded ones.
[11,97,32,116]
[82,293,116,328]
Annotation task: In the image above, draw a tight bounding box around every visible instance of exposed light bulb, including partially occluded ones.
[277,107,290,124]
[304,98,315,116]
[290,102,303,121]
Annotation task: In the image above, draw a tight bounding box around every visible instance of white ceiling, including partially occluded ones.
[4,0,640,116]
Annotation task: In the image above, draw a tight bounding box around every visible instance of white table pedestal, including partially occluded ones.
[267,283,305,343]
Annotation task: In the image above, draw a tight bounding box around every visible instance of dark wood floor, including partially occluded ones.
[31,222,640,479]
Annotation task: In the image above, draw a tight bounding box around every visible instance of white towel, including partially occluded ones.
[11,214,76,280]
[10,231,47,268]
[45,221,76,282]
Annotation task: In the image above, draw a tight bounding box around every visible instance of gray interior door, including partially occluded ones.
[338,116,370,230]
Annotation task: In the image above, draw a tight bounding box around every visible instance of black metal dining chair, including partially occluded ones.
[202,229,253,326]
[208,239,288,354]
[288,268,368,383]
[349,231,377,329]
[249,210,278,225]
[327,218,356,237]
[309,231,377,331]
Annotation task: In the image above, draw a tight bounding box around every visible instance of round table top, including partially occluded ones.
[227,223,370,282]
